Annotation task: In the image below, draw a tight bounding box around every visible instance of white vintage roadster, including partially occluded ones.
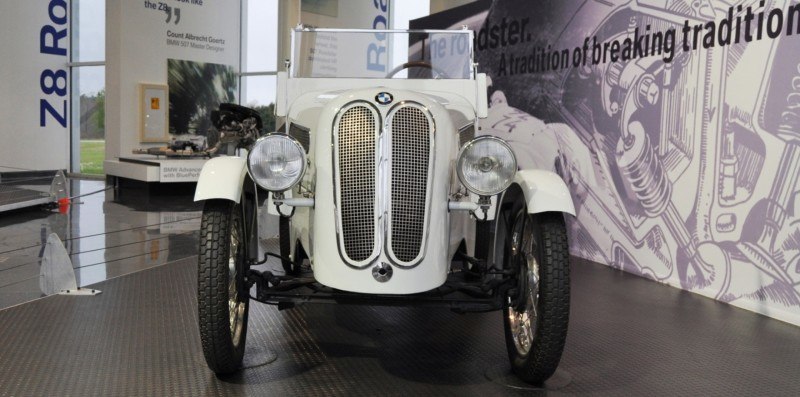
[194,28,575,385]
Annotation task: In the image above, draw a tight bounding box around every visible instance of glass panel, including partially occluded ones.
[292,29,474,79]
[75,66,105,174]
[244,0,279,72]
[73,0,105,62]
[242,75,277,131]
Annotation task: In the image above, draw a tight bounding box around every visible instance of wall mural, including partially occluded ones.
[417,0,800,324]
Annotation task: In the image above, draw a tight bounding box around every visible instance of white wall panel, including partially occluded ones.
[0,0,70,171]
[104,0,240,165]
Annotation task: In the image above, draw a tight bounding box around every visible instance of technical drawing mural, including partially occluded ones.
[417,0,800,324]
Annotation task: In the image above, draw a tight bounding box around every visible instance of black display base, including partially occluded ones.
[109,175,196,195]
[107,175,201,211]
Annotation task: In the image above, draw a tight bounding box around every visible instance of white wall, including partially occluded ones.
[104,0,240,164]
[276,0,432,75]
[391,0,429,29]
[0,0,70,171]
[300,0,389,28]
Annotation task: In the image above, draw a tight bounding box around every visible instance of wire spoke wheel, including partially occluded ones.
[198,199,250,375]
[507,211,539,356]
[501,204,570,385]
[227,216,246,347]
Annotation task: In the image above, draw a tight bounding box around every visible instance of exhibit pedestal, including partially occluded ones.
[104,157,208,183]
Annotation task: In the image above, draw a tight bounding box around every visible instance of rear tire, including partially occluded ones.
[501,207,570,385]
[198,199,249,375]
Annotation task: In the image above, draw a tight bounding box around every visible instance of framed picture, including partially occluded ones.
[139,83,169,143]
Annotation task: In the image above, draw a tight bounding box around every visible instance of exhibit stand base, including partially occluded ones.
[104,157,208,183]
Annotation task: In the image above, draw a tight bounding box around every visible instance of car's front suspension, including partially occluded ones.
[246,265,513,313]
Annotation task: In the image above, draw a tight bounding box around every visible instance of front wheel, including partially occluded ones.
[198,199,249,374]
[502,209,570,385]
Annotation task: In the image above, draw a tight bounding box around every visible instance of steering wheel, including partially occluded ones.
[385,61,450,79]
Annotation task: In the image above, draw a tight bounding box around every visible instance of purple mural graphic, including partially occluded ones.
[416,0,800,325]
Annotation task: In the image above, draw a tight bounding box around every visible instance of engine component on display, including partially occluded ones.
[169,134,208,152]
[131,104,262,158]
[208,103,263,155]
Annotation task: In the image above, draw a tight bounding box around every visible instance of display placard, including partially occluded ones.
[159,160,205,182]
[139,83,169,142]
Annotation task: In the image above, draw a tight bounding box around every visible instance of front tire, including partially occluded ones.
[501,208,570,384]
[198,199,249,375]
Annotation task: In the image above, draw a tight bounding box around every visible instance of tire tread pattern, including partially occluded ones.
[198,200,248,375]
[505,211,570,384]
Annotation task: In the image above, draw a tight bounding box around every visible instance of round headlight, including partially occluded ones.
[457,136,517,196]
[248,134,307,192]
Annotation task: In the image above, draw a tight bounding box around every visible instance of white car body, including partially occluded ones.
[195,28,577,385]
[195,29,574,295]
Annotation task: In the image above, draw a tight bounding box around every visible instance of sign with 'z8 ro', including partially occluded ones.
[40,0,69,128]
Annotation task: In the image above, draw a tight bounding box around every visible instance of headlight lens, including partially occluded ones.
[248,134,306,192]
[457,136,517,195]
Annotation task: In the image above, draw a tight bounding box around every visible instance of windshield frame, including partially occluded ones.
[289,26,476,80]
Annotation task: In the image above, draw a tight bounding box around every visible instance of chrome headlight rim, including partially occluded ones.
[457,135,517,196]
[247,133,307,192]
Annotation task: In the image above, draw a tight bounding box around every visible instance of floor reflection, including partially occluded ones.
[0,179,203,309]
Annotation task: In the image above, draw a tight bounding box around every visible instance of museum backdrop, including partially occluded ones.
[415,0,800,326]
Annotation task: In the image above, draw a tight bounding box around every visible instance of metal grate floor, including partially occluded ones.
[1,257,799,396]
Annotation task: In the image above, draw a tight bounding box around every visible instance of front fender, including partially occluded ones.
[193,156,248,203]
[513,169,575,216]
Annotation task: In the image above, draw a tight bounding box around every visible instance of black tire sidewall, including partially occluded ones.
[502,209,570,384]
[198,199,250,374]
[279,216,299,275]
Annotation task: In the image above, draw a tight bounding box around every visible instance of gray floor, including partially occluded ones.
[1,179,799,396]
[0,180,205,309]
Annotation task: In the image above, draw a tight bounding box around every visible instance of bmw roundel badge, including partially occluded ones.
[375,92,393,105]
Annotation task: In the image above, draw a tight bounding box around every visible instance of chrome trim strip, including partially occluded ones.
[274,197,315,207]
[295,27,474,34]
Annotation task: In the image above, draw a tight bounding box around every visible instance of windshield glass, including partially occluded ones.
[291,29,474,79]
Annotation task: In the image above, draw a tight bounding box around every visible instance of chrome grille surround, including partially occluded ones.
[333,103,381,267]
[386,103,435,267]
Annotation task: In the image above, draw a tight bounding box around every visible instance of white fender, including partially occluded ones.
[513,169,575,216]
[194,156,248,203]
